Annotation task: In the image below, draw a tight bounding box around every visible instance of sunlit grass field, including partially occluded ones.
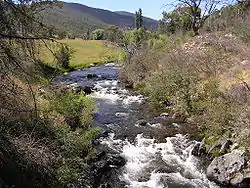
[39,40,121,69]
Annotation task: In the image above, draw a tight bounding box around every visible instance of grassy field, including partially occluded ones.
[39,40,121,69]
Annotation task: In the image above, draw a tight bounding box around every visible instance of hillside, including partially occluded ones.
[115,11,157,25]
[40,2,158,37]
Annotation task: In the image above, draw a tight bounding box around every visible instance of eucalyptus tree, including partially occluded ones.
[168,0,229,35]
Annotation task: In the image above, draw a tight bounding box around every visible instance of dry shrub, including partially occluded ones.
[227,83,250,104]
[0,76,36,125]
[11,135,56,169]
[120,45,160,87]
[159,33,250,78]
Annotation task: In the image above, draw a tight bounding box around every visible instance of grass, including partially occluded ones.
[39,40,121,69]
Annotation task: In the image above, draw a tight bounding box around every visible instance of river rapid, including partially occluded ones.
[56,63,220,188]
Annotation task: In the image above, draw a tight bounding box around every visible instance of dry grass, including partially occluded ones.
[158,33,250,87]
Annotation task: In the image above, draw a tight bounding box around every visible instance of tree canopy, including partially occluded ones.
[135,8,143,29]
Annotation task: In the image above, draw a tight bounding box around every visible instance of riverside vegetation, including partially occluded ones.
[1,0,250,187]
[0,1,101,187]
[119,0,250,186]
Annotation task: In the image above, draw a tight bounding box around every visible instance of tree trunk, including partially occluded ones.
[193,25,199,35]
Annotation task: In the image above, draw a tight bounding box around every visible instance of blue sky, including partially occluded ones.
[65,0,170,20]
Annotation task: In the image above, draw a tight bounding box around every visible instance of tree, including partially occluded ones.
[161,6,194,34]
[91,29,105,40]
[104,25,123,43]
[86,29,90,40]
[135,8,143,29]
[56,45,73,69]
[168,0,228,35]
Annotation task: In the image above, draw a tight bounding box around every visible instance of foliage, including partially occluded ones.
[135,8,143,29]
[40,90,98,186]
[165,0,229,35]
[234,24,250,43]
[144,69,200,115]
[104,25,124,43]
[53,124,99,186]
[48,90,95,129]
[148,34,170,50]
[55,45,74,69]
[161,6,195,34]
[123,28,147,46]
[91,29,105,40]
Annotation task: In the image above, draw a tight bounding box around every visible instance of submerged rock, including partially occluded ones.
[75,86,93,95]
[88,143,126,187]
[207,149,247,186]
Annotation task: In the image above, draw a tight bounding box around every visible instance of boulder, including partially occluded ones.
[207,150,246,186]
[75,86,93,95]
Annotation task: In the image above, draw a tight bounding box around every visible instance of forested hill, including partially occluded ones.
[40,2,158,37]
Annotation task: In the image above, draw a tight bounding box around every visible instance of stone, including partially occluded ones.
[191,140,206,157]
[75,86,93,95]
[135,119,148,126]
[207,150,246,185]
[241,60,250,66]
[106,154,126,167]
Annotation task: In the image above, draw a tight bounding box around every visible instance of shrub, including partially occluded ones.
[55,45,74,69]
[143,69,200,115]
[48,90,95,130]
[91,29,105,40]
[123,28,148,46]
[234,24,250,43]
[40,90,99,186]
[104,25,123,43]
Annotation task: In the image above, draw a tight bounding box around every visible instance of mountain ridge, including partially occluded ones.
[40,2,158,37]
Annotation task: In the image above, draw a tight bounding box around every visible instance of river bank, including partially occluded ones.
[118,32,250,187]
[56,63,225,188]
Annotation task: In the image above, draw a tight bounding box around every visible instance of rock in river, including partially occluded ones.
[207,149,247,186]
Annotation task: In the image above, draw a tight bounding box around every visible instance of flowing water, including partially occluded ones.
[57,63,220,188]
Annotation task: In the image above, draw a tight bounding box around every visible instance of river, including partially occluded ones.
[57,63,220,188]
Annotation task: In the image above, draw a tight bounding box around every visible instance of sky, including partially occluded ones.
[64,0,170,20]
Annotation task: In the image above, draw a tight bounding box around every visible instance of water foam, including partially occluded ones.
[92,80,144,106]
[100,134,219,188]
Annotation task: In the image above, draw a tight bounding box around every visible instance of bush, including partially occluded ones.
[104,25,123,43]
[143,69,200,115]
[123,28,148,46]
[55,45,74,69]
[53,124,99,186]
[48,90,95,130]
[234,24,250,43]
[91,29,105,40]
[40,89,99,186]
